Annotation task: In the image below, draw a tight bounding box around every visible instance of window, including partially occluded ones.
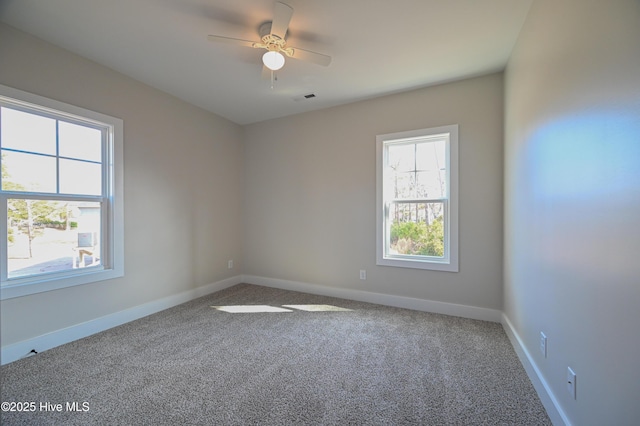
[376,125,458,272]
[0,85,123,299]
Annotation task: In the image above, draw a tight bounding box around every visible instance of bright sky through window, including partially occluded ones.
[1,84,124,300]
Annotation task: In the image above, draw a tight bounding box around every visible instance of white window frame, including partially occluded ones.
[0,85,124,299]
[376,124,458,272]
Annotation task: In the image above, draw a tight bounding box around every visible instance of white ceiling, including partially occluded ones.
[0,0,532,125]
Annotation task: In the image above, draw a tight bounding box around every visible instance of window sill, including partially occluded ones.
[377,256,458,272]
[0,267,122,300]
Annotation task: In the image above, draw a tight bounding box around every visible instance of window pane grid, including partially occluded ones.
[377,125,457,271]
[55,119,60,194]
[388,197,447,204]
[1,90,117,289]
[2,148,102,165]
[384,138,449,259]
[386,139,447,201]
[1,116,103,197]
[1,192,104,203]
[1,85,123,298]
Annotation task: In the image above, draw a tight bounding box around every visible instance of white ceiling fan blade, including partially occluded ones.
[288,47,332,67]
[270,2,293,39]
[207,35,258,48]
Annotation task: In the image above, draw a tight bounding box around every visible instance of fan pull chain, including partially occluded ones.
[269,70,279,89]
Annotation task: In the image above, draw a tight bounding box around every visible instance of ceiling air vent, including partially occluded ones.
[293,93,317,101]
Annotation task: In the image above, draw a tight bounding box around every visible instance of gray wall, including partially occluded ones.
[244,73,504,310]
[504,0,640,424]
[0,23,244,345]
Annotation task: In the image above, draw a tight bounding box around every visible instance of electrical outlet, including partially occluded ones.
[359,270,366,280]
[228,260,233,269]
[540,332,547,358]
[567,367,577,399]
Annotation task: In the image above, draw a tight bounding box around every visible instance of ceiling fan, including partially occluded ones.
[207,1,331,74]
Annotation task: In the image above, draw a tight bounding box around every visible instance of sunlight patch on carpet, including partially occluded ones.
[284,304,352,312]
[211,305,293,313]
[211,304,353,313]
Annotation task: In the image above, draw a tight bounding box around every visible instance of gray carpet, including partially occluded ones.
[0,284,551,425]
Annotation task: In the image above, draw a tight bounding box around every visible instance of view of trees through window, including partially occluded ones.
[390,203,444,257]
[5,196,101,279]
[386,140,446,258]
[1,105,102,280]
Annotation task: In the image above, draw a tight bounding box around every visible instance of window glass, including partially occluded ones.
[0,107,56,155]
[388,202,445,257]
[377,125,458,272]
[59,121,102,162]
[7,200,102,279]
[1,84,124,299]
[59,158,102,195]
[1,150,57,193]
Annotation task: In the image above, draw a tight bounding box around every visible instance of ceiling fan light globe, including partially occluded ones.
[263,51,285,71]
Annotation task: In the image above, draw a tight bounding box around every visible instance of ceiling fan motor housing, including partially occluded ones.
[207,2,330,69]
[257,22,293,55]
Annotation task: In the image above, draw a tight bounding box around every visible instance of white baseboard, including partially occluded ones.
[501,313,569,426]
[241,274,502,322]
[1,275,242,366]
